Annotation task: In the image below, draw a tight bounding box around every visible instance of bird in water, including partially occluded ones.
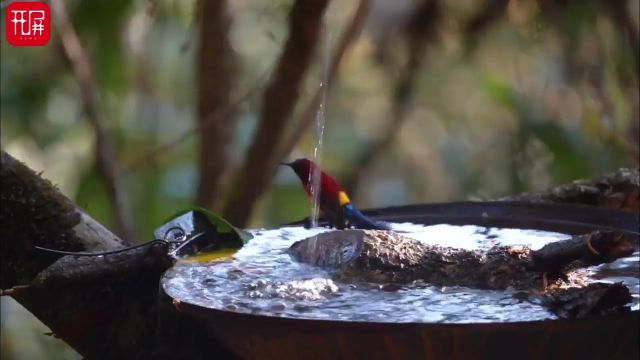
[282,158,389,230]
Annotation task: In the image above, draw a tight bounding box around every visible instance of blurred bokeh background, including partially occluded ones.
[1,0,638,358]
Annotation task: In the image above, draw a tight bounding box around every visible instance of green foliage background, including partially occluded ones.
[1,0,638,358]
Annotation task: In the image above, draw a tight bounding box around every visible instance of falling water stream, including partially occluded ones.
[307,21,330,227]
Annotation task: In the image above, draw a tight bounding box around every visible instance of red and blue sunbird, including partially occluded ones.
[282,158,389,230]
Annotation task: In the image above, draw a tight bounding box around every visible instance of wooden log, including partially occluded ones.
[1,151,175,358]
[498,168,639,213]
[1,151,126,289]
[540,282,632,319]
[530,231,636,274]
[289,229,636,318]
[10,242,173,359]
[290,229,636,289]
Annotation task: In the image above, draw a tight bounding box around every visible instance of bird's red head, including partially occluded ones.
[282,158,348,203]
[283,158,316,181]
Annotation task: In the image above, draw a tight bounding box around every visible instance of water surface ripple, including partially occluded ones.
[163,224,639,323]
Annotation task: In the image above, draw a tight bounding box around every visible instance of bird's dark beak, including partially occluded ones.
[280,162,292,167]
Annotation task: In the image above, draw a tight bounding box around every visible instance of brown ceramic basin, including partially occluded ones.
[160,201,639,360]
[172,301,638,360]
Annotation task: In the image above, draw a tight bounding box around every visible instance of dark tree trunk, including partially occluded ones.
[196,0,237,210]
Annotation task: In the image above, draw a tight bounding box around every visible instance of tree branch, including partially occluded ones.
[1,151,173,358]
[276,0,371,161]
[1,151,126,289]
[10,242,172,359]
[50,0,135,243]
[222,0,331,226]
[195,0,237,210]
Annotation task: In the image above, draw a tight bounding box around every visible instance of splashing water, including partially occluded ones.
[308,106,326,226]
[307,22,330,227]
[163,223,639,323]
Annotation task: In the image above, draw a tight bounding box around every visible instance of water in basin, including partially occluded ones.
[162,223,640,323]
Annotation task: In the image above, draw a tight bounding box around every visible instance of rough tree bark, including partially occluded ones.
[1,151,173,359]
[1,152,125,289]
[498,168,639,213]
[290,229,636,289]
[290,229,637,318]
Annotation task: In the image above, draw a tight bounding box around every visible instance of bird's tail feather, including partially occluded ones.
[343,204,390,230]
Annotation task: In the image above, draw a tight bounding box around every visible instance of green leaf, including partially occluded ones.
[165,207,253,245]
